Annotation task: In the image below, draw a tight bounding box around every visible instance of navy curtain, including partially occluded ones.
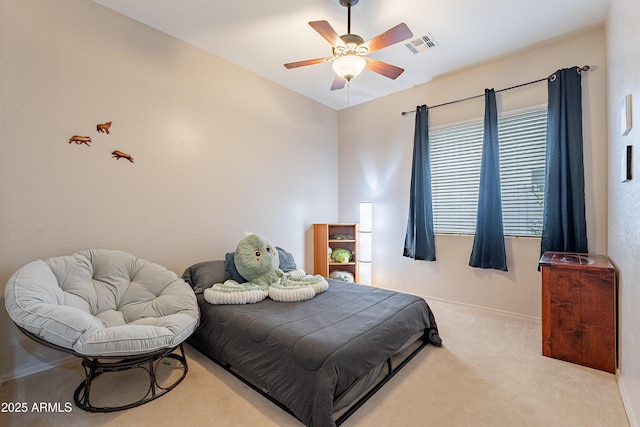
[469,89,508,271]
[540,66,588,255]
[404,105,436,261]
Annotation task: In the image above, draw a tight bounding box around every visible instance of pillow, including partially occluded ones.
[182,260,230,294]
[276,247,297,272]
[225,252,247,283]
[224,247,297,283]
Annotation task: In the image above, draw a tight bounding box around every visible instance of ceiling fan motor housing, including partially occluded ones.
[333,34,367,56]
[339,0,359,7]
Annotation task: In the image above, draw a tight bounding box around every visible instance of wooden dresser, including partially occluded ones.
[539,252,616,374]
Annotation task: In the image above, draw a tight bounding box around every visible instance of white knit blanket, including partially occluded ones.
[204,269,328,305]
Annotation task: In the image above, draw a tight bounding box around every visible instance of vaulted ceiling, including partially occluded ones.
[94,0,609,110]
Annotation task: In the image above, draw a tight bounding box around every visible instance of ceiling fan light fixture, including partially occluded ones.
[332,54,367,81]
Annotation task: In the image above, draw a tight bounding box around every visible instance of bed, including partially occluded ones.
[182,259,441,427]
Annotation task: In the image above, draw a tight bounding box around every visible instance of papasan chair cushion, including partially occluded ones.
[5,249,199,357]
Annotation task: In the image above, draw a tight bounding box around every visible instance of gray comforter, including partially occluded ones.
[188,279,440,427]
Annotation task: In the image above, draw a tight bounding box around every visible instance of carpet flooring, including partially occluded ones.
[0,299,629,426]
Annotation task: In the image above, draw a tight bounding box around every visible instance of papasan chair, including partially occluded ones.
[4,249,200,412]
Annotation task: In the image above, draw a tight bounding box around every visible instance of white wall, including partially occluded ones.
[338,29,608,318]
[607,0,640,424]
[0,0,338,380]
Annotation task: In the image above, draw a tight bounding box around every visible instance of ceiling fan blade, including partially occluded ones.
[309,20,345,47]
[330,74,347,91]
[284,57,331,69]
[363,23,413,53]
[366,58,405,80]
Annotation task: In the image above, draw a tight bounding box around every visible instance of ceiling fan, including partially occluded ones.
[284,0,413,90]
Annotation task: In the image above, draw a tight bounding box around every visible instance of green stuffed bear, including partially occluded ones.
[204,234,329,305]
[331,248,352,263]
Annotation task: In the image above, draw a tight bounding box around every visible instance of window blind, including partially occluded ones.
[430,108,547,237]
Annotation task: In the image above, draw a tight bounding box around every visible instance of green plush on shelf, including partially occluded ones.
[331,248,352,263]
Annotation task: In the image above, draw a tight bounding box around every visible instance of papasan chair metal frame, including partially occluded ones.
[17,326,189,412]
[5,249,200,413]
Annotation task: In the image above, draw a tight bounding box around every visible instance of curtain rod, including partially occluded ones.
[400,65,591,116]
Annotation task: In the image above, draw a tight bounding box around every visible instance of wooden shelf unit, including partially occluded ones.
[539,252,616,374]
[313,223,359,283]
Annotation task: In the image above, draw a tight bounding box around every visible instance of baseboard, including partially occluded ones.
[417,293,542,322]
[617,369,638,427]
[2,355,77,384]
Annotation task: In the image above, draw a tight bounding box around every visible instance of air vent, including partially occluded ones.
[405,33,439,54]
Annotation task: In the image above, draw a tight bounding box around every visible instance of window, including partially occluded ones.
[430,108,547,237]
